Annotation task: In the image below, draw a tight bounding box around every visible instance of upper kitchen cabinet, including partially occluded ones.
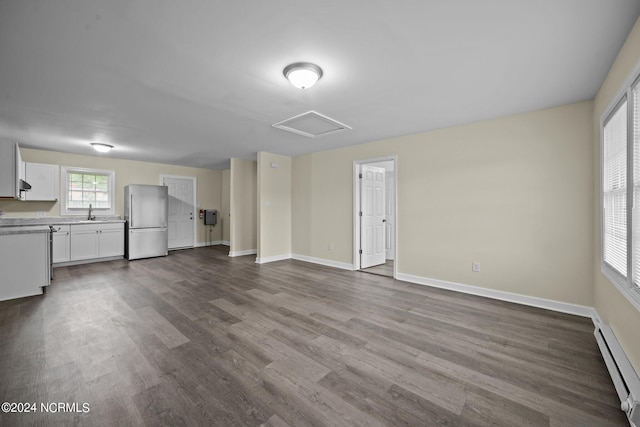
[24,162,59,201]
[0,140,29,200]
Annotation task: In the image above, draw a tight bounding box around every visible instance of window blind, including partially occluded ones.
[633,83,640,289]
[603,100,628,278]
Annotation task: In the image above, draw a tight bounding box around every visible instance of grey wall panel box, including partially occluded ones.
[204,209,217,225]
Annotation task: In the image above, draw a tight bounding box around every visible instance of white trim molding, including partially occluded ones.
[396,273,598,319]
[291,253,355,271]
[160,174,198,249]
[353,155,398,277]
[255,253,292,264]
[590,309,604,326]
[602,267,640,313]
[598,58,640,314]
[60,166,116,216]
[229,249,257,257]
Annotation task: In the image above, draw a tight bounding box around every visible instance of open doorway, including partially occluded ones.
[353,157,397,278]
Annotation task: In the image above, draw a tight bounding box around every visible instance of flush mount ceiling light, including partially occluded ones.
[90,142,113,153]
[283,62,323,89]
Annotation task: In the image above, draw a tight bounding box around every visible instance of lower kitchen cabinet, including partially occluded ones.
[70,226,99,261]
[0,227,50,302]
[99,226,125,257]
[51,225,70,263]
[67,222,124,262]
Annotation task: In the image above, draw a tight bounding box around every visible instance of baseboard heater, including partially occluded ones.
[594,321,640,426]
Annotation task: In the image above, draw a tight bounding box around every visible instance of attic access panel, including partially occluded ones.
[272,110,352,138]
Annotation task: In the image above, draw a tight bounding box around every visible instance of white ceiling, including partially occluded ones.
[1,1,639,170]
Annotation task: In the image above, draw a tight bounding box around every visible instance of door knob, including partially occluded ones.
[382,219,387,223]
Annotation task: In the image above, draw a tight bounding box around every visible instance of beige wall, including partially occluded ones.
[257,152,292,260]
[292,101,594,306]
[221,169,230,244]
[292,155,312,256]
[0,148,222,245]
[593,17,640,374]
[230,158,257,254]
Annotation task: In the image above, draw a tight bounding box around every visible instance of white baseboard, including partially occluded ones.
[54,255,124,268]
[229,249,257,257]
[395,273,597,319]
[291,253,354,271]
[255,253,292,264]
[195,240,224,248]
[220,240,230,246]
[591,309,604,326]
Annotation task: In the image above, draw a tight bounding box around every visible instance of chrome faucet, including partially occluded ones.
[88,204,95,221]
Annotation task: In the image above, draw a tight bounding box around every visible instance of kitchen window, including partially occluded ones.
[601,71,640,311]
[61,167,115,216]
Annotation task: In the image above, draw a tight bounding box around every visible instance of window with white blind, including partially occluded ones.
[60,166,115,216]
[633,79,640,291]
[601,73,640,311]
[603,100,627,278]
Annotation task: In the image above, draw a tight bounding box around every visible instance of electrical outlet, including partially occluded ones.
[328,243,334,251]
[35,211,45,217]
[472,262,480,272]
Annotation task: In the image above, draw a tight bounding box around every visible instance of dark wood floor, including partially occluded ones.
[0,246,627,426]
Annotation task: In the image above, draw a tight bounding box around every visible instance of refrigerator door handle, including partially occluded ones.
[162,196,167,227]
[130,194,134,228]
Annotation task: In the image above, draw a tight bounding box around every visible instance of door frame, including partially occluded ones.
[160,174,197,249]
[353,155,397,278]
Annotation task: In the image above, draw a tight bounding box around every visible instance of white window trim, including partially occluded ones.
[60,166,116,216]
[601,263,640,312]
[600,61,640,313]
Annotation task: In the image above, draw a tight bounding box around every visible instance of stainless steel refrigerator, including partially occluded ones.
[124,184,169,260]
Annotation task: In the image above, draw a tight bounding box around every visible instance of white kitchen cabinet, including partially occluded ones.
[70,222,124,261]
[51,225,71,263]
[24,162,59,201]
[0,141,26,200]
[99,227,125,257]
[70,227,99,260]
[0,227,50,302]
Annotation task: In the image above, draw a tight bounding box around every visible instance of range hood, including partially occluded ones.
[0,142,31,200]
[15,178,32,201]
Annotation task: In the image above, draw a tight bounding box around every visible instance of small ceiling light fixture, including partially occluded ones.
[90,142,114,153]
[283,62,323,89]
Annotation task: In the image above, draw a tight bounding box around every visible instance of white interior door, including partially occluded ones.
[162,176,195,249]
[385,170,395,260]
[361,165,386,268]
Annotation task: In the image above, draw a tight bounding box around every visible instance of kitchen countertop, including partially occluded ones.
[0,217,125,227]
[0,225,52,235]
